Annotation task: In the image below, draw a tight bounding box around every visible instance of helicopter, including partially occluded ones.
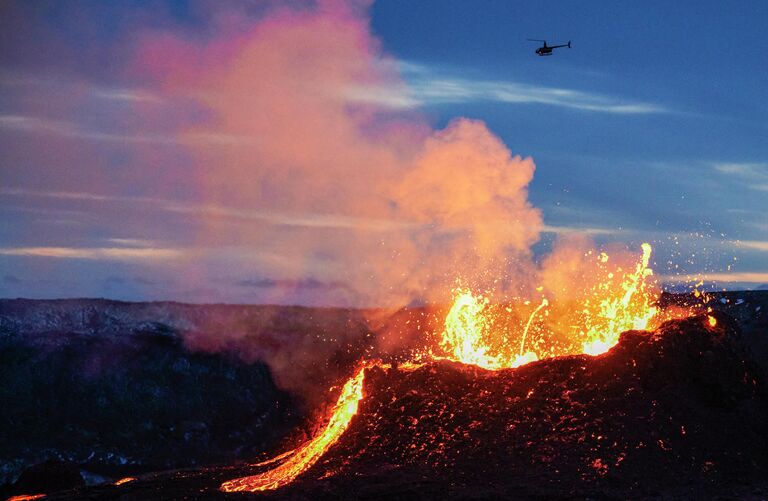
[527,39,571,56]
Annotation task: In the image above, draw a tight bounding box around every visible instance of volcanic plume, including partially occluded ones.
[125,0,691,395]
[134,0,545,310]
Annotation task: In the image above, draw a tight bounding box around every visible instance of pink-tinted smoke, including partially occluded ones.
[134,0,543,307]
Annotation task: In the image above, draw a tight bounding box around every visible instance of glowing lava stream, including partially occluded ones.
[220,243,681,492]
[220,366,367,492]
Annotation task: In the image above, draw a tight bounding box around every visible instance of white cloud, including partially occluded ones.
[0,187,155,203]
[0,114,244,145]
[662,271,768,284]
[0,70,162,103]
[344,64,668,115]
[711,162,768,192]
[343,84,420,109]
[542,224,623,236]
[420,79,666,114]
[93,88,162,103]
[1,187,416,232]
[712,162,767,176]
[733,240,768,252]
[104,238,159,248]
[0,246,183,261]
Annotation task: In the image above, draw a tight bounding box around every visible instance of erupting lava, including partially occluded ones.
[221,243,694,492]
[438,242,668,368]
[581,242,658,355]
[438,289,544,370]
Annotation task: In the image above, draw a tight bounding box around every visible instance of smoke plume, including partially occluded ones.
[135,0,543,308]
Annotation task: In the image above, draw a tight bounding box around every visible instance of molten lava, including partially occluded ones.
[438,289,545,370]
[439,243,670,367]
[581,242,658,355]
[220,366,366,492]
[221,243,697,492]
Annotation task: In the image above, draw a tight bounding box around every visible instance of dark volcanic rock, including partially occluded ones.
[13,460,85,494]
[0,323,297,488]
[0,298,381,491]
[0,298,374,399]
[292,313,767,499]
[48,312,768,499]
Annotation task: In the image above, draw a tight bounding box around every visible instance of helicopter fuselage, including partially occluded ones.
[531,40,570,56]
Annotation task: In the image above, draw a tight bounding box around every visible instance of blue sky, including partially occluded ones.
[1,0,766,303]
[374,0,768,287]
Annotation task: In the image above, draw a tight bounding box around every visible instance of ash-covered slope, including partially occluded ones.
[47,313,768,500]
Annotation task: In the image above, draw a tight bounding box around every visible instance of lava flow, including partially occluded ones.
[220,366,367,492]
[221,243,696,493]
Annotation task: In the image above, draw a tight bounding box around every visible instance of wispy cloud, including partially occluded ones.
[1,187,156,203]
[416,79,665,114]
[733,240,768,252]
[235,277,351,291]
[712,162,768,192]
[713,162,767,176]
[103,237,164,248]
[662,271,768,284]
[344,85,420,109]
[1,187,416,232]
[0,246,183,261]
[542,224,623,236]
[0,189,641,240]
[93,88,162,103]
[1,70,162,103]
[345,64,667,114]
[0,114,243,145]
[162,202,417,232]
